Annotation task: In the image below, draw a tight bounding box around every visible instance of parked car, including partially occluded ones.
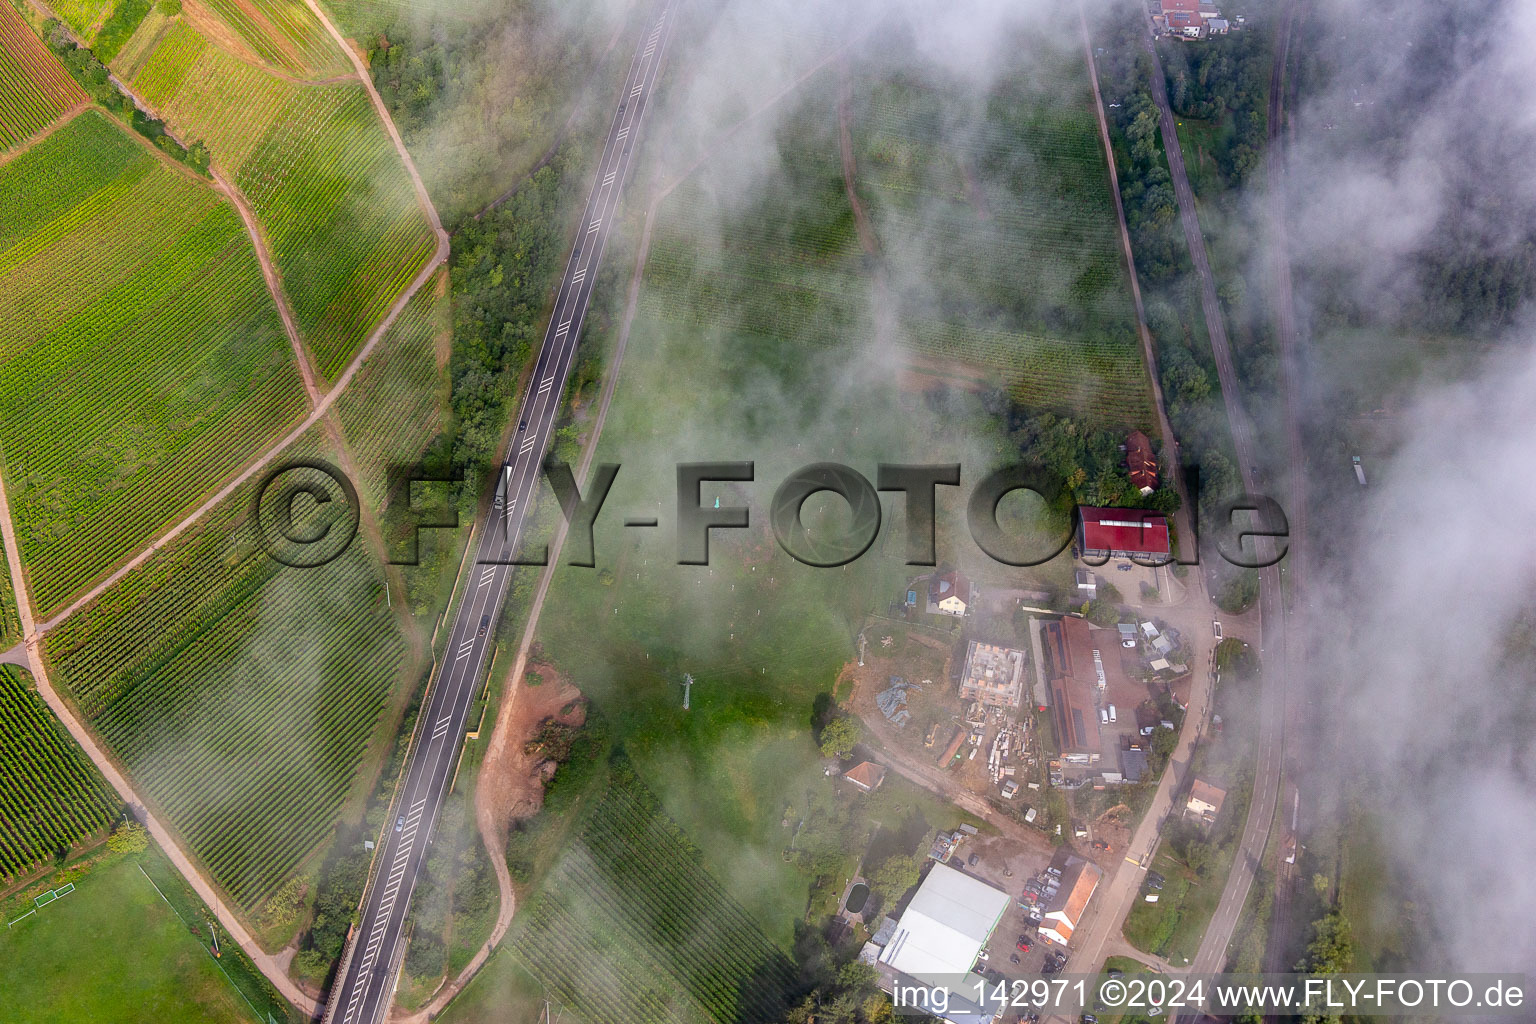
[1016,936,1031,952]
[968,853,979,867]
[1107,968,1124,979]
[1010,954,1021,964]
[1116,563,1133,572]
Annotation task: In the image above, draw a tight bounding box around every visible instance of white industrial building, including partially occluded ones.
[875,863,1010,1023]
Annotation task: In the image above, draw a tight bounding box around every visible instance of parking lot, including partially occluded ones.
[949,835,1061,981]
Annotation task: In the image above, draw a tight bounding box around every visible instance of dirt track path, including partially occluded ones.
[302,0,448,246]
[0,467,323,1016]
[0,9,450,1016]
[213,166,322,404]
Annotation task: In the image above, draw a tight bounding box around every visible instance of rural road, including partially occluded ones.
[323,5,678,1022]
[1133,14,1293,1009]
[1260,0,1307,978]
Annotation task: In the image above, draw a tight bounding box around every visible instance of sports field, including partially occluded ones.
[130,21,438,381]
[0,854,256,1024]
[0,109,306,617]
[0,665,119,882]
[0,2,88,150]
[44,431,411,912]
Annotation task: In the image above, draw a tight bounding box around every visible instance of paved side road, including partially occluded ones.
[322,6,678,1023]
[1134,17,1292,1008]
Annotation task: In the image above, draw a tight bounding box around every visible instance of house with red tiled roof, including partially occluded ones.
[1187,779,1227,823]
[927,571,973,617]
[1125,430,1159,495]
[843,761,886,792]
[1039,856,1102,946]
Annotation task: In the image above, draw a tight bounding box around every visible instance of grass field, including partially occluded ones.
[0,850,270,1024]
[0,2,88,150]
[0,665,119,882]
[131,26,437,380]
[109,5,172,78]
[0,109,306,617]
[519,66,1008,945]
[44,430,411,911]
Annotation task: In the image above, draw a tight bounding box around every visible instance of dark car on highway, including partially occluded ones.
[478,615,490,637]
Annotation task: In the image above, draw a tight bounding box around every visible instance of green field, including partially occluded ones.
[0,1,87,150]
[43,0,113,39]
[191,0,346,76]
[0,534,19,647]
[518,66,1005,944]
[91,0,152,64]
[0,665,119,882]
[44,431,411,911]
[641,51,1149,428]
[108,5,172,78]
[131,24,437,381]
[334,276,449,511]
[505,759,797,1024]
[0,109,306,617]
[851,53,1152,424]
[0,852,260,1024]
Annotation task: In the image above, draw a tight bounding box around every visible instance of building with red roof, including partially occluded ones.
[1076,507,1171,561]
[1125,430,1159,495]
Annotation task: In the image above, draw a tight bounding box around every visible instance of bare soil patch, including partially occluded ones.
[477,663,585,840]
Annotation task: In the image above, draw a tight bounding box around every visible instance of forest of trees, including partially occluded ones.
[1161,27,1271,188]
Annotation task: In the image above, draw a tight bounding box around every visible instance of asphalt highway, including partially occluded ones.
[323,6,677,1021]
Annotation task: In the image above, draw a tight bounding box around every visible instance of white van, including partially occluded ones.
[1108,705,1118,723]
[1099,708,1109,725]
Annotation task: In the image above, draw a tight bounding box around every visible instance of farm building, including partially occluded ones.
[1156,0,1223,37]
[1075,568,1097,596]
[927,571,974,616]
[1076,507,1171,561]
[879,862,1009,978]
[1119,743,1150,783]
[843,761,887,792]
[1125,430,1159,494]
[1041,617,1123,758]
[1187,779,1227,823]
[958,641,1027,709]
[1038,853,1102,946]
